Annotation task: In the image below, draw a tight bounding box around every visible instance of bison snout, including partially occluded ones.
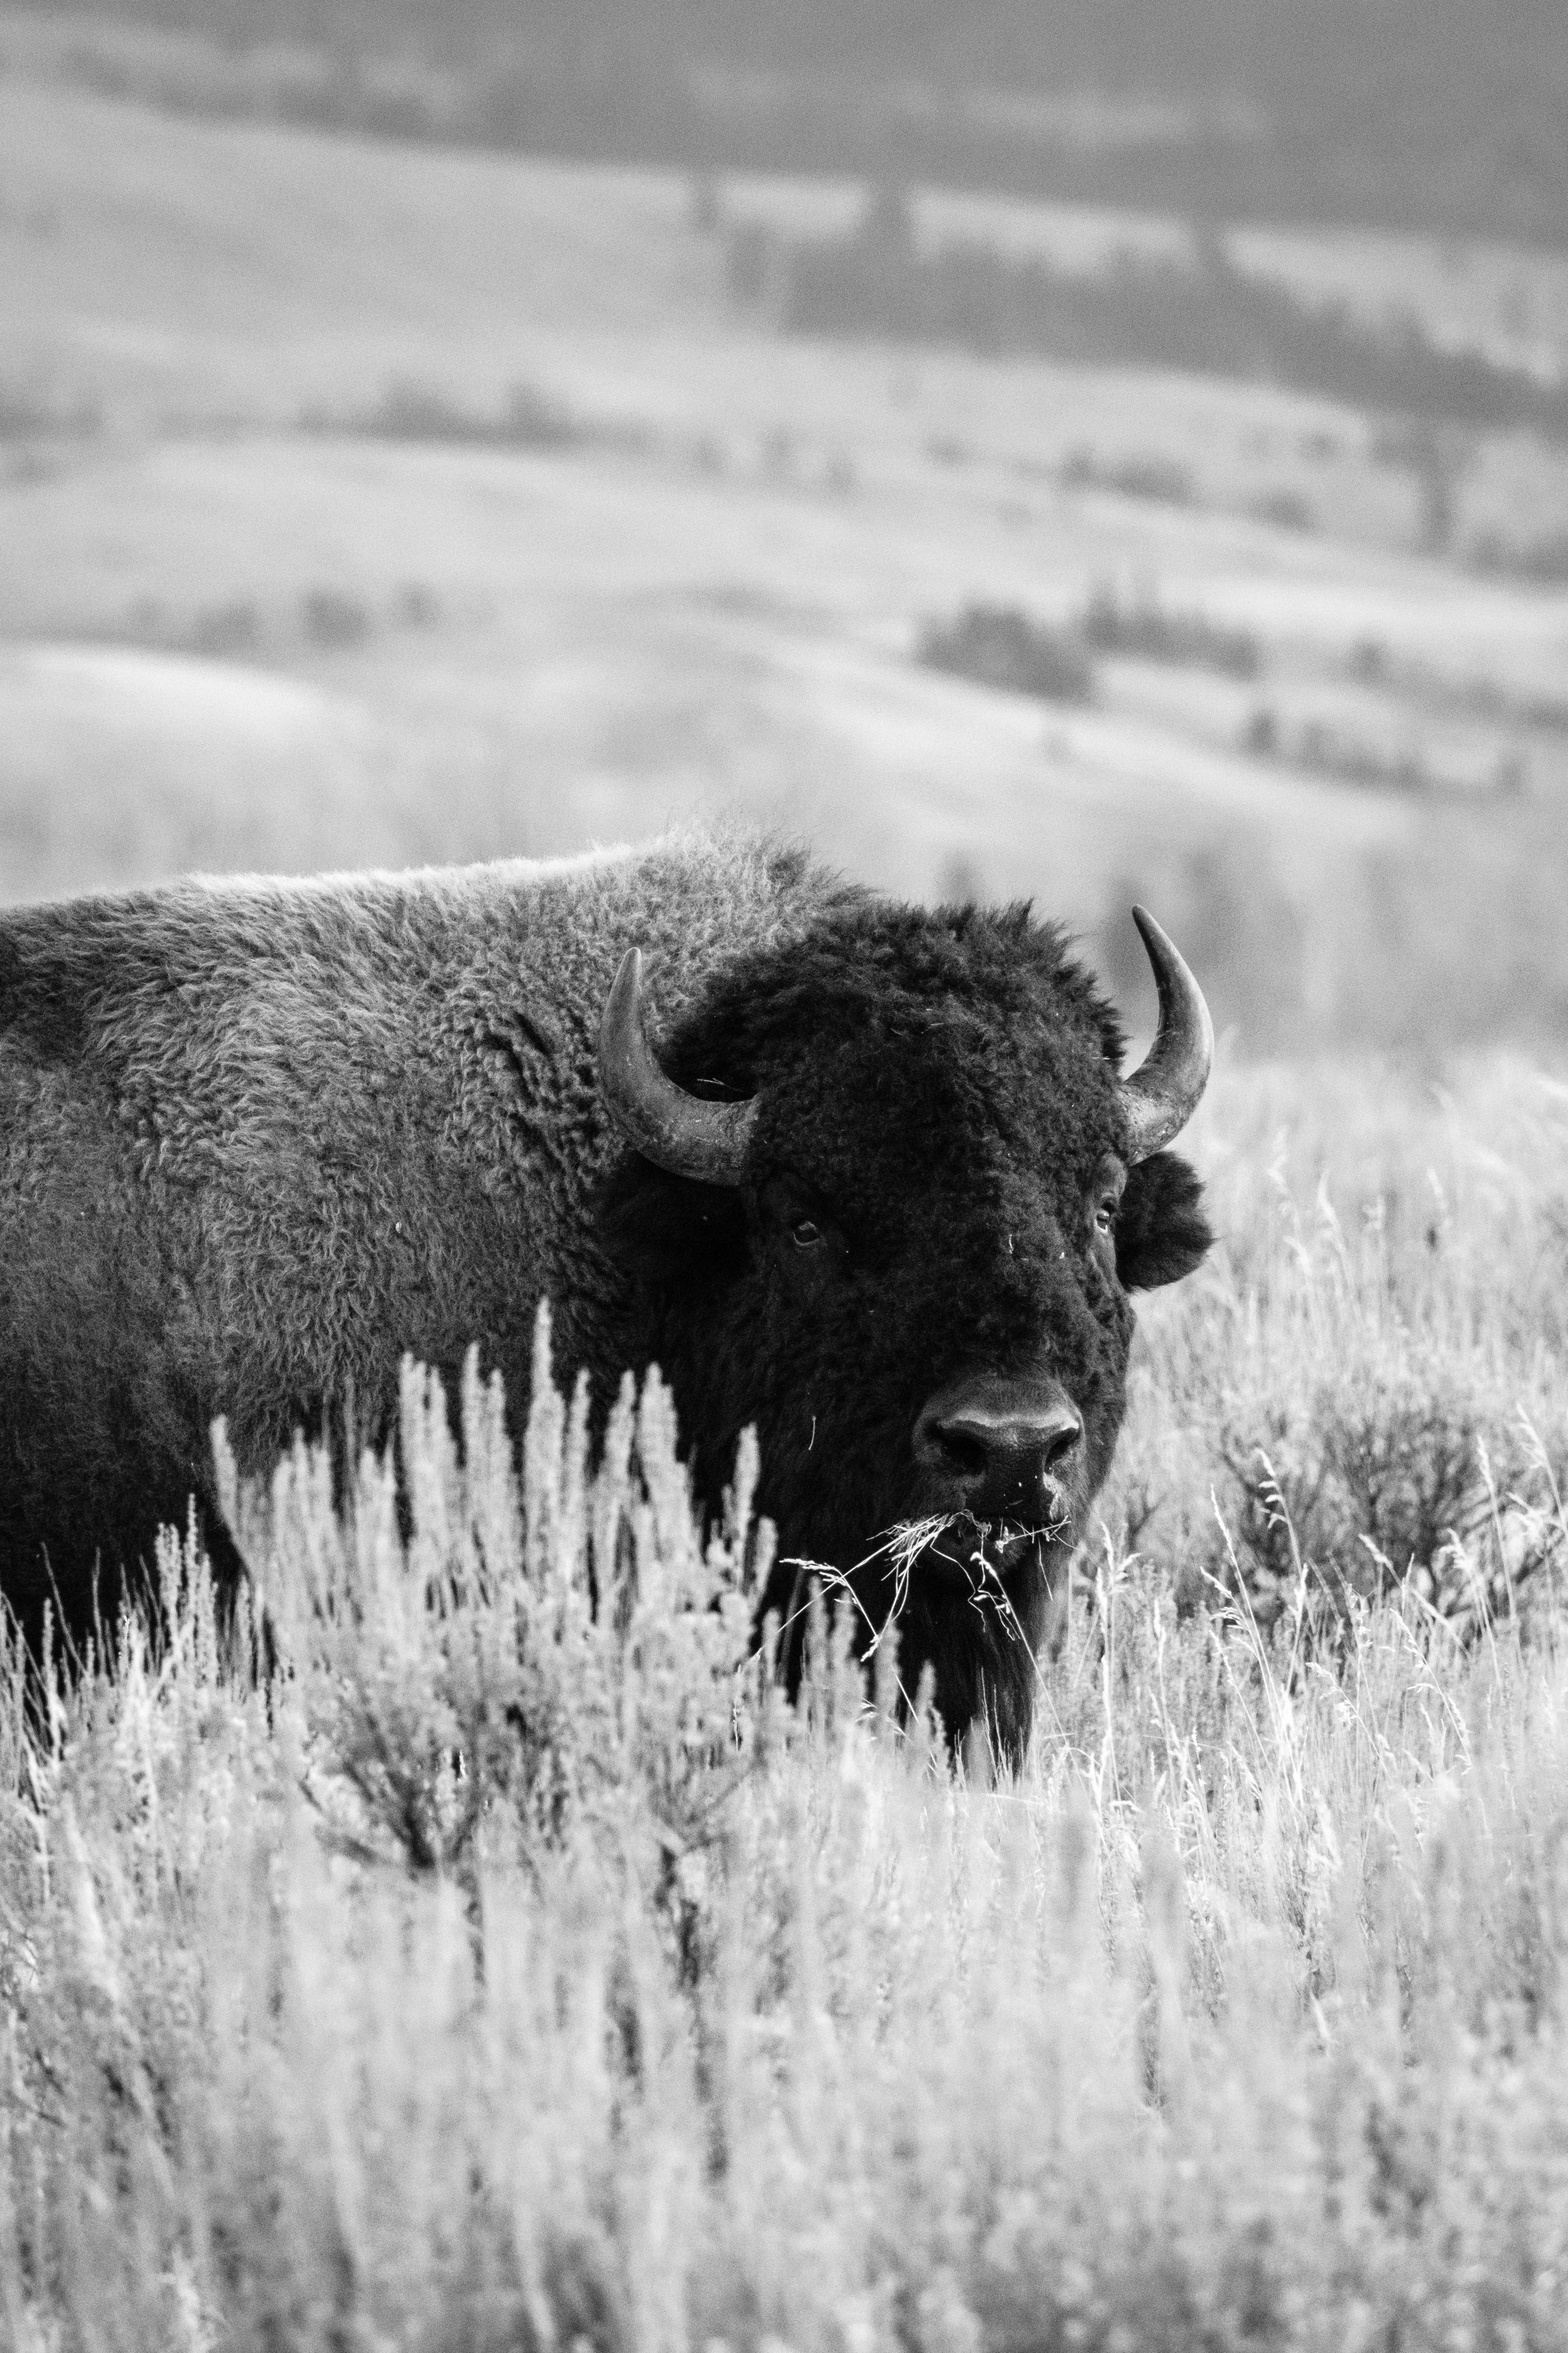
[912,1376,1084,1526]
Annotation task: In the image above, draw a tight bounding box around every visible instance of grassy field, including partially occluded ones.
[3,73,1568,1044]
[7,49,1568,2346]
[5,1056,1568,2348]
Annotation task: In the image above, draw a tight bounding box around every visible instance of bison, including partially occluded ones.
[0,833,1211,1755]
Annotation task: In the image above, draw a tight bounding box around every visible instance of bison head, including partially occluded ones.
[598,897,1212,1762]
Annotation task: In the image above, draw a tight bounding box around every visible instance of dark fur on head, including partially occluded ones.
[601,894,1211,1761]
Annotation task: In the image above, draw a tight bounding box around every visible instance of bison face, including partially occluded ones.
[598,899,1212,1763]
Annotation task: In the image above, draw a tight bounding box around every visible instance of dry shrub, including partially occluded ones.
[216,1308,785,1885]
[916,601,1094,703]
[1078,579,1261,678]
[3,1065,1568,2348]
[1215,1360,1565,1638]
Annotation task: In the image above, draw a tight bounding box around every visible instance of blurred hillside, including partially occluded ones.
[7,0,1567,243]
[2,42,1568,1051]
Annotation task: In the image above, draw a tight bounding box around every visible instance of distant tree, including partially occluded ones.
[861,179,916,259]
[688,171,724,236]
[1407,425,1477,556]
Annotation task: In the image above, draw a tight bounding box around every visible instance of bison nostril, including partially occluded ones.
[1038,1414,1082,1474]
[914,1384,1084,1517]
[932,1424,988,1480]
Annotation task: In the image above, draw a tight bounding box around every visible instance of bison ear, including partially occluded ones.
[1115,1151,1213,1291]
[598,1155,748,1288]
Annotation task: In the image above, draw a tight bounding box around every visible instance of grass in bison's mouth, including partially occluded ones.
[770,1502,1074,1693]
[921,1509,1072,1636]
[839,1504,1074,1659]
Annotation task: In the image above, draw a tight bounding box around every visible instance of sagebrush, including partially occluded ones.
[3,1056,1568,2350]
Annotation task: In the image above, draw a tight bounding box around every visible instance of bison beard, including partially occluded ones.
[0,837,1211,1761]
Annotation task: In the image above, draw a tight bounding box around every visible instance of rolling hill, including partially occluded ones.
[3,72,1568,1046]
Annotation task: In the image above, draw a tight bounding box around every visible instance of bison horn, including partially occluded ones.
[599,947,758,1186]
[1118,907,1214,1161]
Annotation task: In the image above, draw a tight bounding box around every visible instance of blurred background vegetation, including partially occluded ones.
[2,0,1567,1050]
[15,0,1568,244]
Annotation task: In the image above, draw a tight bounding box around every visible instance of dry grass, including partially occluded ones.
[4,1057,1568,2347]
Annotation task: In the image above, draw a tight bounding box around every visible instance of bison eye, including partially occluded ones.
[791,1218,824,1250]
[1092,1159,1127,1245]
